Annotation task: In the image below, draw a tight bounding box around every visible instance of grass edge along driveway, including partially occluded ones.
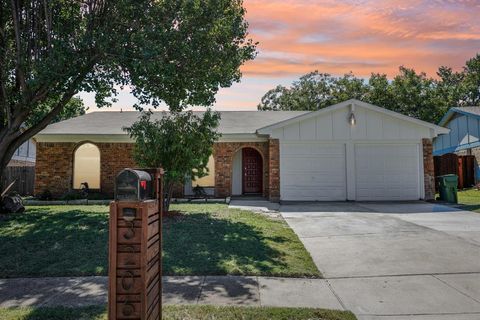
[457,188,480,213]
[0,203,320,278]
[0,305,357,320]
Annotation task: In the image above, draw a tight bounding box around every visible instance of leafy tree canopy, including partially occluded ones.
[258,54,480,124]
[124,110,221,210]
[0,0,256,180]
[26,97,87,127]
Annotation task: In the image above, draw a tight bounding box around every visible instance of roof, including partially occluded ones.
[258,99,449,136]
[455,106,480,116]
[37,99,449,139]
[438,106,480,126]
[37,111,309,136]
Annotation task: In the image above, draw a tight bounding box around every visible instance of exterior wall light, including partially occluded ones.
[349,111,356,126]
[348,103,356,126]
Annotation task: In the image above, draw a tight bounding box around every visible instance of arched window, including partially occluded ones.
[192,155,215,187]
[73,143,100,189]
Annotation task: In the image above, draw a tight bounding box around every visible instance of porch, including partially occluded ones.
[212,140,280,202]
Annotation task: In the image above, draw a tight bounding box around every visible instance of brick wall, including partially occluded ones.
[213,142,270,198]
[35,142,76,197]
[268,139,280,202]
[36,140,281,200]
[422,138,435,200]
[35,142,136,197]
[99,143,136,195]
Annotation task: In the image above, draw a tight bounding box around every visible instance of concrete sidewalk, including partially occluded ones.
[2,274,480,319]
[0,275,344,310]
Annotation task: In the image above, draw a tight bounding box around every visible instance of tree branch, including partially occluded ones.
[10,0,26,93]
[12,56,99,147]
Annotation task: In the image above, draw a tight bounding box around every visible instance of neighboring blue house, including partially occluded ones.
[433,107,480,181]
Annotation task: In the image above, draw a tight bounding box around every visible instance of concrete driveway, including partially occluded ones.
[280,201,480,320]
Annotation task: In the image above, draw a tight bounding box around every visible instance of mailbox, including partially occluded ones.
[109,168,163,320]
[115,169,153,201]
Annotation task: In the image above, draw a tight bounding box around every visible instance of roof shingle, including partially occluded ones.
[38,111,310,135]
[454,106,480,116]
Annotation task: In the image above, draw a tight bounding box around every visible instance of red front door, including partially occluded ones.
[242,148,263,194]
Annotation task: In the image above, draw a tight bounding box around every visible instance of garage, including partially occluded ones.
[281,142,346,201]
[257,99,449,202]
[281,142,422,201]
[354,144,421,201]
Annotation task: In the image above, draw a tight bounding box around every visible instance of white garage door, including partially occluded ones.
[281,142,347,201]
[355,144,421,201]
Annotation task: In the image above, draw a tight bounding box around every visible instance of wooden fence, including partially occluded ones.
[1,166,35,196]
[434,153,475,190]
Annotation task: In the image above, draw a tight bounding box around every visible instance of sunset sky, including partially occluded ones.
[81,0,480,112]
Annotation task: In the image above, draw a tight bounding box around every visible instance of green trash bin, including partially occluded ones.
[438,174,458,203]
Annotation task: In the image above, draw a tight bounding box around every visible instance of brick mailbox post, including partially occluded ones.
[109,168,163,320]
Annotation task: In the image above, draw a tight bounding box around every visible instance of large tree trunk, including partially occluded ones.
[164,181,175,213]
[0,148,17,194]
[0,129,23,193]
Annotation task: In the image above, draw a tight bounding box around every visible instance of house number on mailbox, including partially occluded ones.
[121,270,136,317]
[122,208,136,240]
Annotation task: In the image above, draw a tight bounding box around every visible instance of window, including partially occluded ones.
[192,155,215,187]
[73,143,100,189]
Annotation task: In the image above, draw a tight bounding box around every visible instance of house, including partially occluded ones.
[34,99,448,201]
[1,139,36,195]
[8,139,36,167]
[433,106,480,183]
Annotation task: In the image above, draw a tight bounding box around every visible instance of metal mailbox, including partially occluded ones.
[115,169,153,201]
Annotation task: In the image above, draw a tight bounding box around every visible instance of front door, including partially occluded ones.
[242,148,263,194]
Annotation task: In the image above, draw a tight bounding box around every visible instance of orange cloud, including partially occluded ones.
[86,0,480,111]
[242,0,480,78]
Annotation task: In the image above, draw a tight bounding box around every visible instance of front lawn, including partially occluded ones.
[0,305,357,320]
[457,188,480,213]
[163,204,319,277]
[0,203,319,278]
[0,205,108,277]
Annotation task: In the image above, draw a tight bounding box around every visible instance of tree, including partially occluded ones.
[462,54,480,106]
[365,73,395,108]
[0,0,256,186]
[258,85,291,111]
[258,54,480,123]
[332,72,369,102]
[124,110,221,211]
[257,71,368,111]
[434,66,464,113]
[26,97,88,127]
[388,66,441,123]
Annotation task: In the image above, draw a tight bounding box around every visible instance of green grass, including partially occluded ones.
[0,305,357,320]
[457,188,480,213]
[0,205,108,278]
[0,203,319,278]
[0,306,105,320]
[163,204,319,277]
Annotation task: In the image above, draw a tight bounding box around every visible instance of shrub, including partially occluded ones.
[60,190,85,201]
[37,189,53,201]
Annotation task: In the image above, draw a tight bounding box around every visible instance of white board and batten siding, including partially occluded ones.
[269,105,431,201]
